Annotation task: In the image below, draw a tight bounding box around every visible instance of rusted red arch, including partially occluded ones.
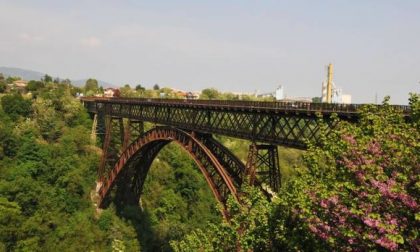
[97,126,240,215]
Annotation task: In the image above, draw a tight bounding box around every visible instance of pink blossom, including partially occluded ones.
[359,191,368,198]
[389,218,398,226]
[353,170,366,183]
[398,193,418,210]
[328,195,339,205]
[309,224,317,233]
[363,218,379,228]
[342,134,357,145]
[367,141,382,155]
[318,232,330,240]
[375,237,398,251]
[338,216,346,225]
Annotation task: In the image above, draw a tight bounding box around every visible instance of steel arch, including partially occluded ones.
[97,126,241,216]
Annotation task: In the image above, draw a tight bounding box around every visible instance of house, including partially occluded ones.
[104,88,120,97]
[10,80,28,93]
[13,80,28,88]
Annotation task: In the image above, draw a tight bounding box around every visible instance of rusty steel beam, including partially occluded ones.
[97,126,241,218]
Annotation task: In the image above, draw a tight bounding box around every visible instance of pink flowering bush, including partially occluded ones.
[273,95,419,251]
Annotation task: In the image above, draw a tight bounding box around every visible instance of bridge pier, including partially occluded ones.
[91,114,98,144]
[246,143,281,192]
[124,120,144,146]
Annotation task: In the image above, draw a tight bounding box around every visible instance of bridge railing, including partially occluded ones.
[80,97,411,114]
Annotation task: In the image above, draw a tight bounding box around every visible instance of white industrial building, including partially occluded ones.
[275,85,284,100]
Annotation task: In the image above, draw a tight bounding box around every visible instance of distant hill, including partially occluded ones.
[0,67,45,81]
[0,66,115,88]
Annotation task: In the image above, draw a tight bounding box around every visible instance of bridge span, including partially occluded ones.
[81,97,410,216]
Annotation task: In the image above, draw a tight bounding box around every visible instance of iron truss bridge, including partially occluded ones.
[81,97,410,216]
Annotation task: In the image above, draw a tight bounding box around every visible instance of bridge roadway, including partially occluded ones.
[81,97,409,149]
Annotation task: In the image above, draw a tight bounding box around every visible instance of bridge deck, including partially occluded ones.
[81,97,410,148]
[81,97,410,115]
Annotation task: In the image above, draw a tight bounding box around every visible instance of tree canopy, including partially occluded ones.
[84,78,99,94]
[1,93,32,120]
[200,88,220,100]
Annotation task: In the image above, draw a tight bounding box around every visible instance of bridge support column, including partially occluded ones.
[123,119,144,149]
[99,117,125,179]
[91,114,98,144]
[246,143,281,192]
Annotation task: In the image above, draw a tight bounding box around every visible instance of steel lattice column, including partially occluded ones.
[246,143,281,192]
[99,116,125,178]
[95,104,107,146]
[122,119,144,149]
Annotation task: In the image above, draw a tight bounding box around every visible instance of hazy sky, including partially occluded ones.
[0,0,419,104]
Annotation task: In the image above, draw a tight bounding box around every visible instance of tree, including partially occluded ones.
[153,84,160,90]
[0,74,6,93]
[42,74,53,83]
[84,78,99,94]
[5,76,20,84]
[0,82,6,93]
[171,185,272,251]
[61,79,72,85]
[135,84,145,91]
[0,197,23,250]
[120,84,137,97]
[32,98,64,142]
[0,124,19,158]
[0,93,32,120]
[271,95,420,251]
[27,80,45,91]
[200,88,220,100]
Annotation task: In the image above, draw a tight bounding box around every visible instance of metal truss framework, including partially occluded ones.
[246,144,281,192]
[83,98,410,214]
[83,99,353,149]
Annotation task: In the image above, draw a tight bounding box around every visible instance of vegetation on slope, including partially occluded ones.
[171,94,420,251]
[0,86,140,251]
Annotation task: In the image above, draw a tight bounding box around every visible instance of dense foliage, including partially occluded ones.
[1,93,32,120]
[172,94,419,251]
[0,85,140,251]
[0,74,6,93]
